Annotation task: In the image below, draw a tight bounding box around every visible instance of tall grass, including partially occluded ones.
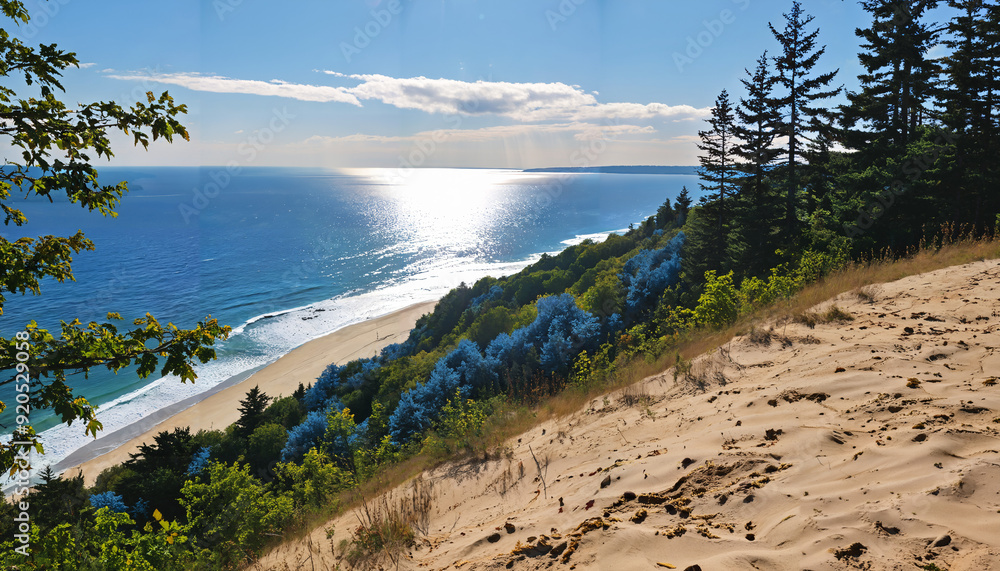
[341,477,433,569]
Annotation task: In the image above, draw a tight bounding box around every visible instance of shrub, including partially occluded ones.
[322,407,358,470]
[89,491,128,514]
[619,232,685,319]
[302,363,344,411]
[281,409,331,462]
[581,273,624,318]
[185,446,212,476]
[180,461,294,563]
[694,270,740,328]
[390,294,603,443]
[247,423,288,471]
[507,294,602,373]
[422,389,491,456]
[273,448,355,510]
[388,365,463,443]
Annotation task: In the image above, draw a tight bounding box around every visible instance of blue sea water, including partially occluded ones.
[0,166,697,470]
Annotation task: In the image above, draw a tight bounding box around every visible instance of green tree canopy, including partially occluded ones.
[0,0,230,476]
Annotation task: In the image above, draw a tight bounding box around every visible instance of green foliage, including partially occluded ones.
[354,434,402,481]
[0,0,230,476]
[569,350,593,388]
[0,508,193,570]
[466,306,515,349]
[694,270,740,328]
[261,395,306,429]
[581,273,624,318]
[180,461,294,564]
[322,407,358,470]
[420,389,491,456]
[246,422,287,473]
[273,448,355,510]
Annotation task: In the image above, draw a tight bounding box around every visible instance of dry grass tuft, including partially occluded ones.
[854,284,883,304]
[341,477,434,569]
[823,305,855,323]
[793,305,853,328]
[747,326,774,346]
[619,382,652,407]
[792,311,820,329]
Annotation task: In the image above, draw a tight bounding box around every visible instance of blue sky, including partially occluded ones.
[7,0,945,168]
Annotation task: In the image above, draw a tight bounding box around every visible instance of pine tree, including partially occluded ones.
[655,197,674,228]
[236,385,273,439]
[735,52,782,201]
[729,52,783,275]
[696,89,740,243]
[844,0,939,154]
[769,1,842,238]
[686,90,740,284]
[675,186,693,223]
[937,0,1000,227]
[939,1,987,136]
[29,467,87,531]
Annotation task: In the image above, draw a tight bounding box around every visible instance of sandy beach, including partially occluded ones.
[57,300,437,487]
[258,259,1000,570]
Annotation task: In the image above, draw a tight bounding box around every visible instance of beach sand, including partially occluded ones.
[57,300,437,487]
[257,259,1000,570]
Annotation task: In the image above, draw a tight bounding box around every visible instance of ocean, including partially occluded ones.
[0,166,697,474]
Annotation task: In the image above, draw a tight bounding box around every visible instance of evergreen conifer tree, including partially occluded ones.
[685,90,739,284]
[731,52,783,275]
[769,1,841,238]
[236,385,273,439]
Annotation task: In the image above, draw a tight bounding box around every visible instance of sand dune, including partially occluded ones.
[257,259,1000,570]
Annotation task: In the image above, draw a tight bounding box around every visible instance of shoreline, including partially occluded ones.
[54,300,438,487]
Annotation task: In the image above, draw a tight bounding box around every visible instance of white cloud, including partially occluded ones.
[108,70,706,122]
[106,72,362,105]
[324,71,708,122]
[302,122,656,145]
[926,43,951,61]
[78,62,97,69]
[666,134,702,144]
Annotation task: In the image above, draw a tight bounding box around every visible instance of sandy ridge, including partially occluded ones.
[258,259,1000,571]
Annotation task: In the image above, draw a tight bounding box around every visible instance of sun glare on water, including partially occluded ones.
[363,168,534,260]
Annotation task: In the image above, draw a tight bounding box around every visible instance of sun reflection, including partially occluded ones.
[366,168,528,260]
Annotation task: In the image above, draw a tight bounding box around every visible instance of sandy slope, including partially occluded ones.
[257,260,1000,571]
[60,301,437,487]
